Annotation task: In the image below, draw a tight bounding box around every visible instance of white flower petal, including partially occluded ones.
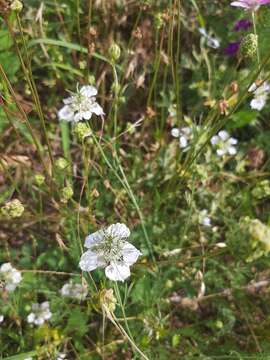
[122,242,142,266]
[90,102,105,116]
[0,263,12,272]
[228,146,237,155]
[248,83,257,92]
[171,128,180,138]
[74,112,84,122]
[80,85,98,98]
[228,137,238,145]
[210,135,219,145]
[179,136,188,148]
[218,130,229,141]
[81,111,92,120]
[105,262,130,282]
[106,223,130,240]
[85,230,104,248]
[217,148,225,156]
[250,97,266,110]
[27,313,35,323]
[79,250,105,272]
[58,105,74,121]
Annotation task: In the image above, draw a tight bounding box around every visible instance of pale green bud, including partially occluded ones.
[100,288,117,313]
[73,122,92,142]
[252,180,270,200]
[249,219,270,252]
[34,173,45,186]
[108,43,121,62]
[154,13,163,29]
[10,0,23,12]
[1,199,24,218]
[55,157,69,170]
[240,34,258,59]
[61,185,73,203]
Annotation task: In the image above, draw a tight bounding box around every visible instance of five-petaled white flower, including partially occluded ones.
[79,223,142,282]
[0,263,22,292]
[58,85,104,122]
[60,281,88,301]
[27,301,52,326]
[171,127,192,149]
[211,130,238,156]
[248,81,270,111]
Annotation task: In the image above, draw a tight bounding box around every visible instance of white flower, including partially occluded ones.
[27,301,52,326]
[211,130,238,156]
[248,81,270,111]
[24,358,33,360]
[79,223,142,282]
[60,281,88,301]
[58,85,104,122]
[199,209,211,227]
[199,28,220,49]
[0,262,22,292]
[171,127,192,149]
[0,315,4,323]
[56,353,66,360]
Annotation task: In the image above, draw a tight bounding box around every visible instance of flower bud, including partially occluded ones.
[108,43,121,62]
[10,0,23,12]
[61,185,73,203]
[249,219,270,251]
[1,199,24,218]
[100,289,117,313]
[55,157,69,170]
[73,122,92,142]
[34,173,45,186]
[240,34,258,59]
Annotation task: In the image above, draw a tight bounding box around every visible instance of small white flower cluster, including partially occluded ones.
[27,301,52,326]
[79,223,141,282]
[211,130,238,157]
[248,81,270,111]
[198,28,220,49]
[0,262,22,292]
[58,85,104,123]
[0,315,4,324]
[60,281,88,301]
[171,127,193,149]
[199,209,211,227]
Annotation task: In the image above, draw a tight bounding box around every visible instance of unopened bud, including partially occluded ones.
[240,33,258,59]
[1,199,24,218]
[10,0,23,12]
[108,43,121,62]
[100,289,117,313]
[73,122,92,142]
[61,185,73,203]
[55,157,69,170]
[34,173,45,186]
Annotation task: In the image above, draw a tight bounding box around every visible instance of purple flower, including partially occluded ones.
[224,41,241,56]
[233,19,252,31]
[231,0,270,10]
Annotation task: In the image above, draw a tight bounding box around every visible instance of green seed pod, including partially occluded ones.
[108,43,121,62]
[1,199,24,219]
[55,157,69,170]
[240,33,258,59]
[73,122,92,142]
[34,173,45,186]
[61,185,73,203]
